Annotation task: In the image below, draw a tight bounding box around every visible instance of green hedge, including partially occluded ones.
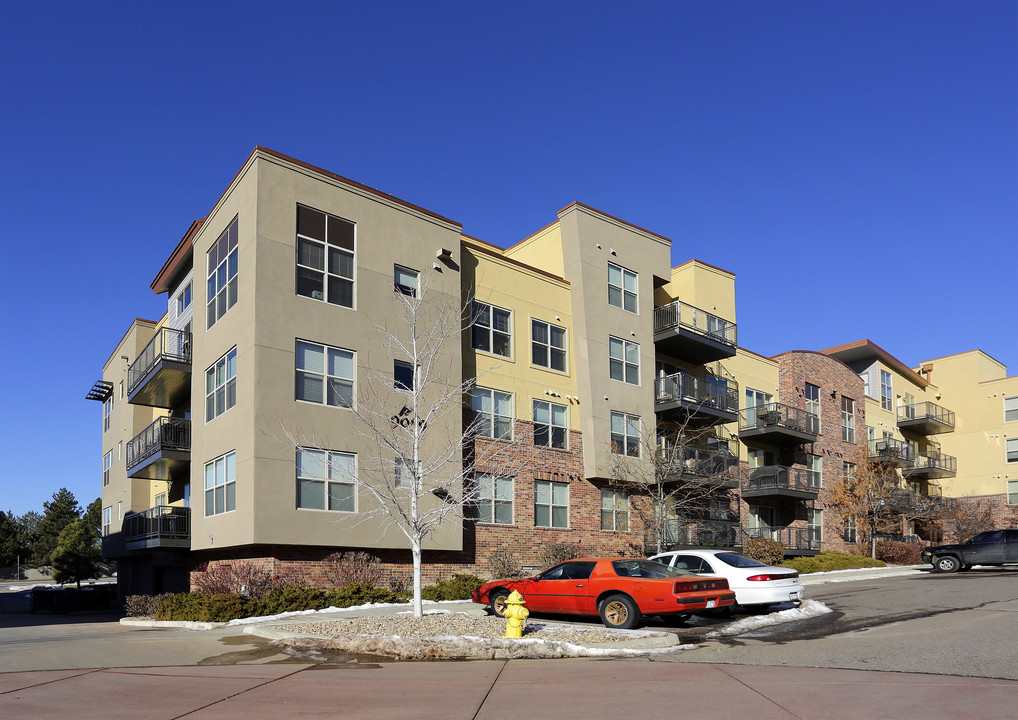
[779,551,886,574]
[421,574,484,601]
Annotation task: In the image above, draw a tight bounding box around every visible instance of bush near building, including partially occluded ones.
[742,538,785,566]
[780,551,886,574]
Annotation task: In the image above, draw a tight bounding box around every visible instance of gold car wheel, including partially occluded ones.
[492,593,509,617]
[603,600,629,626]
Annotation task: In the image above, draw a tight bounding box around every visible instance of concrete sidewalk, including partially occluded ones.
[2,660,1013,719]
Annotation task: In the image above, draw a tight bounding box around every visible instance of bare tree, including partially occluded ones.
[942,497,996,543]
[281,273,516,617]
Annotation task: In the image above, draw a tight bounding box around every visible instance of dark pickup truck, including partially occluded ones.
[922,529,1018,572]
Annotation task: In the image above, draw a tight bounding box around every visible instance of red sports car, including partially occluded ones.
[472,557,736,629]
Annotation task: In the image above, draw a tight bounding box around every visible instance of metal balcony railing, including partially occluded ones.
[868,437,915,464]
[126,417,191,470]
[738,526,819,551]
[668,446,743,483]
[740,402,820,436]
[654,371,739,414]
[654,300,737,347]
[127,327,192,395]
[123,506,190,544]
[744,465,819,495]
[655,520,741,550]
[908,450,957,475]
[897,401,956,431]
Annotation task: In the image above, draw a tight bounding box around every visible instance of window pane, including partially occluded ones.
[494,418,512,439]
[327,215,355,251]
[625,364,639,384]
[327,378,353,407]
[623,292,637,313]
[225,482,236,512]
[492,308,511,333]
[534,424,549,446]
[296,268,324,298]
[535,481,549,504]
[552,427,566,448]
[533,402,549,424]
[552,506,567,528]
[492,332,510,357]
[609,359,623,381]
[551,349,566,372]
[609,337,622,359]
[328,276,354,307]
[611,412,624,433]
[535,505,550,527]
[472,326,490,352]
[495,478,513,500]
[608,286,622,307]
[328,348,353,378]
[329,453,355,482]
[205,489,215,516]
[532,321,548,343]
[299,479,325,509]
[494,502,512,525]
[298,205,326,241]
[477,499,492,523]
[494,391,512,416]
[297,238,325,269]
[625,342,639,363]
[623,271,637,293]
[297,372,323,403]
[328,483,355,512]
[215,486,225,514]
[608,265,621,286]
[532,344,548,367]
[550,326,565,348]
[551,482,568,505]
[551,404,566,426]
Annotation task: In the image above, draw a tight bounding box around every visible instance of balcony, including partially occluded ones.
[123,506,190,551]
[739,403,820,445]
[126,417,191,480]
[737,526,819,554]
[868,438,915,466]
[742,465,820,500]
[127,327,192,408]
[897,401,955,434]
[654,520,741,551]
[653,300,737,363]
[663,447,742,489]
[905,450,957,479]
[654,371,739,426]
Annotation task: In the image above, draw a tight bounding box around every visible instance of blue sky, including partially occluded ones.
[1,1,1015,517]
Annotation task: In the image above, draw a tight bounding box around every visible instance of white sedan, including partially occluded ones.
[648,549,805,608]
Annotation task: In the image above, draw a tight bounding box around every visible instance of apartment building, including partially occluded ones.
[89,148,1016,596]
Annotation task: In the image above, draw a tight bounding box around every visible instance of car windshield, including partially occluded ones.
[612,559,693,579]
[714,552,768,569]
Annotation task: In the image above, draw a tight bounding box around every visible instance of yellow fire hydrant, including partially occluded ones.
[503,590,529,639]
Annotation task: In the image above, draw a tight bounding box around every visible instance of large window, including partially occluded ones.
[471,301,512,357]
[295,340,354,407]
[608,263,638,313]
[610,411,640,457]
[103,396,113,432]
[296,448,355,512]
[531,319,566,372]
[808,508,823,544]
[1005,396,1018,423]
[609,337,640,385]
[472,387,513,440]
[476,473,513,525]
[394,265,418,297]
[204,451,236,516]
[207,217,238,328]
[296,204,355,308]
[205,347,237,421]
[1007,438,1018,464]
[535,480,568,528]
[880,370,893,411]
[600,488,629,531]
[841,397,856,442]
[103,451,112,487]
[806,453,822,488]
[805,383,820,431]
[533,400,567,449]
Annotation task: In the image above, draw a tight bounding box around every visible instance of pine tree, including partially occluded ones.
[50,520,102,589]
[31,488,82,567]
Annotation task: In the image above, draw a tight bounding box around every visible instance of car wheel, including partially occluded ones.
[935,556,961,573]
[598,594,642,629]
[489,590,510,618]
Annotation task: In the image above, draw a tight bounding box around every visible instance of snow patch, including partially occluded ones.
[225,599,468,626]
[706,599,832,637]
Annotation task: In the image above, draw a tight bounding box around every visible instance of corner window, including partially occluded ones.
[295,340,354,408]
[471,301,512,357]
[205,347,237,421]
[207,217,238,328]
[609,337,640,385]
[608,263,638,313]
[880,370,893,412]
[1005,396,1018,423]
[841,397,856,442]
[472,387,513,440]
[600,488,629,531]
[610,411,640,457]
[394,265,419,297]
[535,480,568,528]
[394,361,414,390]
[533,400,567,450]
[103,451,112,487]
[531,319,567,372]
[476,473,513,525]
[296,204,355,308]
[204,451,236,516]
[296,448,355,512]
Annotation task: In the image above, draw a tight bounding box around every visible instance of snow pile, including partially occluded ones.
[706,599,832,637]
[803,567,923,585]
[225,599,469,626]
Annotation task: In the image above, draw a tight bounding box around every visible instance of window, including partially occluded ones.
[1007,438,1018,464]
[1009,480,1018,505]
[841,397,856,442]
[296,205,355,307]
[745,388,773,425]
[103,451,112,487]
[119,380,124,399]
[394,458,417,488]
[472,387,513,440]
[880,370,893,411]
[1005,396,1018,423]
[610,411,640,457]
[531,319,567,372]
[204,451,236,516]
[394,265,418,297]
[600,488,629,531]
[806,453,822,488]
[102,507,111,537]
[295,340,354,408]
[902,392,916,420]
[118,501,123,521]
[608,263,638,313]
[154,491,167,506]
[207,217,238,328]
[535,480,568,528]
[609,337,640,385]
[533,400,568,449]
[118,441,122,461]
[476,473,513,525]
[471,301,511,357]
[296,448,355,512]
[866,425,876,442]
[861,372,870,397]
[176,282,192,317]
[844,516,857,543]
[205,347,238,421]
[808,509,822,543]
[805,383,820,431]
[103,396,113,432]
[709,499,729,521]
[843,461,856,481]
[394,361,414,390]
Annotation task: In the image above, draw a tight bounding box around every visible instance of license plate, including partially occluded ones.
[705,599,716,608]
[789,592,799,600]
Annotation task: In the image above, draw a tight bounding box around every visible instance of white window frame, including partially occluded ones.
[394,360,415,390]
[296,448,356,512]
[806,453,822,488]
[805,383,821,430]
[154,491,167,506]
[841,397,856,442]
[205,347,238,422]
[1006,438,1018,464]
[880,369,893,411]
[117,501,123,521]
[103,396,113,432]
[295,340,354,408]
[476,473,514,525]
[103,451,112,487]
[609,336,640,385]
[204,451,237,517]
[102,507,111,537]
[1008,479,1018,505]
[533,400,568,450]
[607,262,638,313]
[844,515,858,543]
[535,479,569,528]
[902,391,917,420]
[394,265,419,297]
[471,301,512,358]
[295,204,355,308]
[472,387,513,440]
[206,217,238,329]
[610,411,640,457]
[394,457,419,489]
[176,282,192,318]
[809,508,823,543]
[531,319,567,373]
[600,488,629,531]
[1005,396,1018,423]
